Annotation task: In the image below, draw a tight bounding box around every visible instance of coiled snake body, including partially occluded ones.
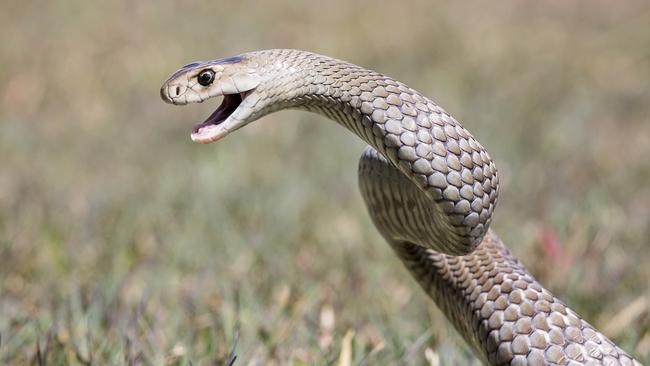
[161,49,642,365]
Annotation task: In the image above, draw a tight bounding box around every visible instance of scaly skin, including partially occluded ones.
[161,49,642,365]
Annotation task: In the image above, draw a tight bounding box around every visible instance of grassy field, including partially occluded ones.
[1,1,649,365]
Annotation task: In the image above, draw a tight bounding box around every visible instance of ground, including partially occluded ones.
[0,1,648,365]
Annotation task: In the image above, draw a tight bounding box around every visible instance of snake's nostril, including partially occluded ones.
[168,86,179,98]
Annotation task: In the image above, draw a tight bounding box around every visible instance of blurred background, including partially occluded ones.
[1,1,648,365]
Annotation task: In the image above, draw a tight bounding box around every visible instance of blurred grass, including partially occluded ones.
[1,1,649,364]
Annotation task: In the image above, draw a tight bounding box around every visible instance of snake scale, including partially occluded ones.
[160,49,642,365]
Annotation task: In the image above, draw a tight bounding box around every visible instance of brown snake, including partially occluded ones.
[160,49,642,365]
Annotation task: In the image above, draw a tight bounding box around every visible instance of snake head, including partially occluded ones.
[160,55,263,143]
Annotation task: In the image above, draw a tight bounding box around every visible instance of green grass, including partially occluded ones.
[1,1,649,364]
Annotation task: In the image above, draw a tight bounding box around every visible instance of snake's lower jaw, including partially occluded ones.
[190,124,229,143]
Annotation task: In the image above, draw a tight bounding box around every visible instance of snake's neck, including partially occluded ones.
[251,51,392,151]
[247,50,499,255]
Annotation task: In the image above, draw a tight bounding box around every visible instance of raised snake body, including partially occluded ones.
[160,49,642,365]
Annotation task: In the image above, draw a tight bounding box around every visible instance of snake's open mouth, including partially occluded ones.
[192,93,243,134]
[190,92,247,143]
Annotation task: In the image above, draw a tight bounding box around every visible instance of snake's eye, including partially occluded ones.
[197,70,215,86]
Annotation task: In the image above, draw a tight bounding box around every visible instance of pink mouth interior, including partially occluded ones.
[192,93,243,134]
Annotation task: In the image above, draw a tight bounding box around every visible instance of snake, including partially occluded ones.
[160,49,642,365]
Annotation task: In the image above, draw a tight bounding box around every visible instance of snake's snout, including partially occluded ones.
[160,83,187,104]
[160,85,172,104]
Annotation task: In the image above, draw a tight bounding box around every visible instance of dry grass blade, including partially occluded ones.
[603,296,649,338]
[337,330,355,366]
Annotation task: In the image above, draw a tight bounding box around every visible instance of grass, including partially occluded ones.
[1,1,649,364]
